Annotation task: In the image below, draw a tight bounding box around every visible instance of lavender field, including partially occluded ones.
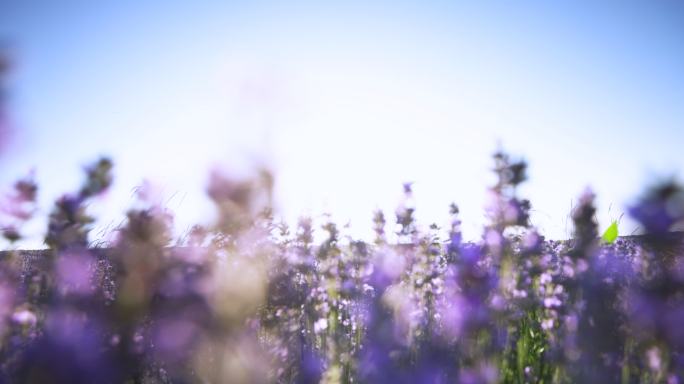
[0,151,681,383]
[1,2,684,383]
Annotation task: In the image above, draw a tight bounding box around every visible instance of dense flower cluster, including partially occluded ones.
[0,148,680,384]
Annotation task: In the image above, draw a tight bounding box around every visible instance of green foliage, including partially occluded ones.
[602,220,619,244]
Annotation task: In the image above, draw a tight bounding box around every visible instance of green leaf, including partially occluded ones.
[602,220,619,244]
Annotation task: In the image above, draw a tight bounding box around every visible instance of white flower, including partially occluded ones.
[12,309,37,326]
[314,318,328,333]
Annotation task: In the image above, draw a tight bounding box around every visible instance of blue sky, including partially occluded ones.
[1,0,683,245]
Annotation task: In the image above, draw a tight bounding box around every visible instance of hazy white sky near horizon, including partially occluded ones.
[1,0,683,246]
